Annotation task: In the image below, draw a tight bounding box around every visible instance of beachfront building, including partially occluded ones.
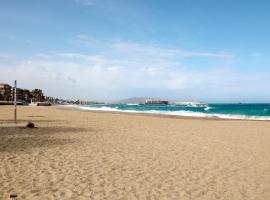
[0,83,12,101]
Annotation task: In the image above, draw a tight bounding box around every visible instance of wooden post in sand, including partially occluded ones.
[14,80,17,124]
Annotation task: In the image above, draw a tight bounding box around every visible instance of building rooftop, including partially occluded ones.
[0,84,11,90]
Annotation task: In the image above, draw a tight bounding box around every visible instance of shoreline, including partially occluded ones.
[55,104,270,122]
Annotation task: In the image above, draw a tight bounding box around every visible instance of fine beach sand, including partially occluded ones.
[1,106,270,199]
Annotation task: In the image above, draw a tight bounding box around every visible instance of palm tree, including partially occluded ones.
[2,85,12,101]
[31,89,45,102]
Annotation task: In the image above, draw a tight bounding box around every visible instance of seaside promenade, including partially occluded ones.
[1,105,270,199]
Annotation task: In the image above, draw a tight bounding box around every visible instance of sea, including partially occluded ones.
[66,103,270,121]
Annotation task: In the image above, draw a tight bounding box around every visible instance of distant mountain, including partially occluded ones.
[116,97,150,104]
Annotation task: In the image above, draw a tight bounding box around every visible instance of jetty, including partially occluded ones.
[145,99,169,105]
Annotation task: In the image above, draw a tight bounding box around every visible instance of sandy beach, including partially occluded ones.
[1,105,270,199]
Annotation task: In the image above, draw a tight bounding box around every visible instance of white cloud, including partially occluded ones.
[74,34,106,48]
[1,39,268,102]
[74,0,95,6]
[75,34,90,40]
[112,42,233,58]
[0,50,269,102]
[74,35,234,59]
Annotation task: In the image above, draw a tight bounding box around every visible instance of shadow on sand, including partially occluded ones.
[0,126,93,153]
[0,119,67,124]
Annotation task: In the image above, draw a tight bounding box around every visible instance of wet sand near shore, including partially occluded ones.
[1,105,270,199]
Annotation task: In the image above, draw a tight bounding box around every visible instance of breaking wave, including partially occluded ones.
[63,104,270,121]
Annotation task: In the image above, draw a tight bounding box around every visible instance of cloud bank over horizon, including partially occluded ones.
[1,39,269,103]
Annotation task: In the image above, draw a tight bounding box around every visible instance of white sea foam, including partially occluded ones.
[63,105,270,121]
[204,106,212,111]
[183,104,209,109]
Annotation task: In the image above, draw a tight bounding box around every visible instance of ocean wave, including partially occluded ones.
[182,104,208,108]
[63,105,270,121]
[204,106,212,111]
[64,105,120,112]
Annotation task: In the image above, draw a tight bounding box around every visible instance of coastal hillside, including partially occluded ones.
[115,97,150,104]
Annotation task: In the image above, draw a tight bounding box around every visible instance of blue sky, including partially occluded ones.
[1,0,270,102]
